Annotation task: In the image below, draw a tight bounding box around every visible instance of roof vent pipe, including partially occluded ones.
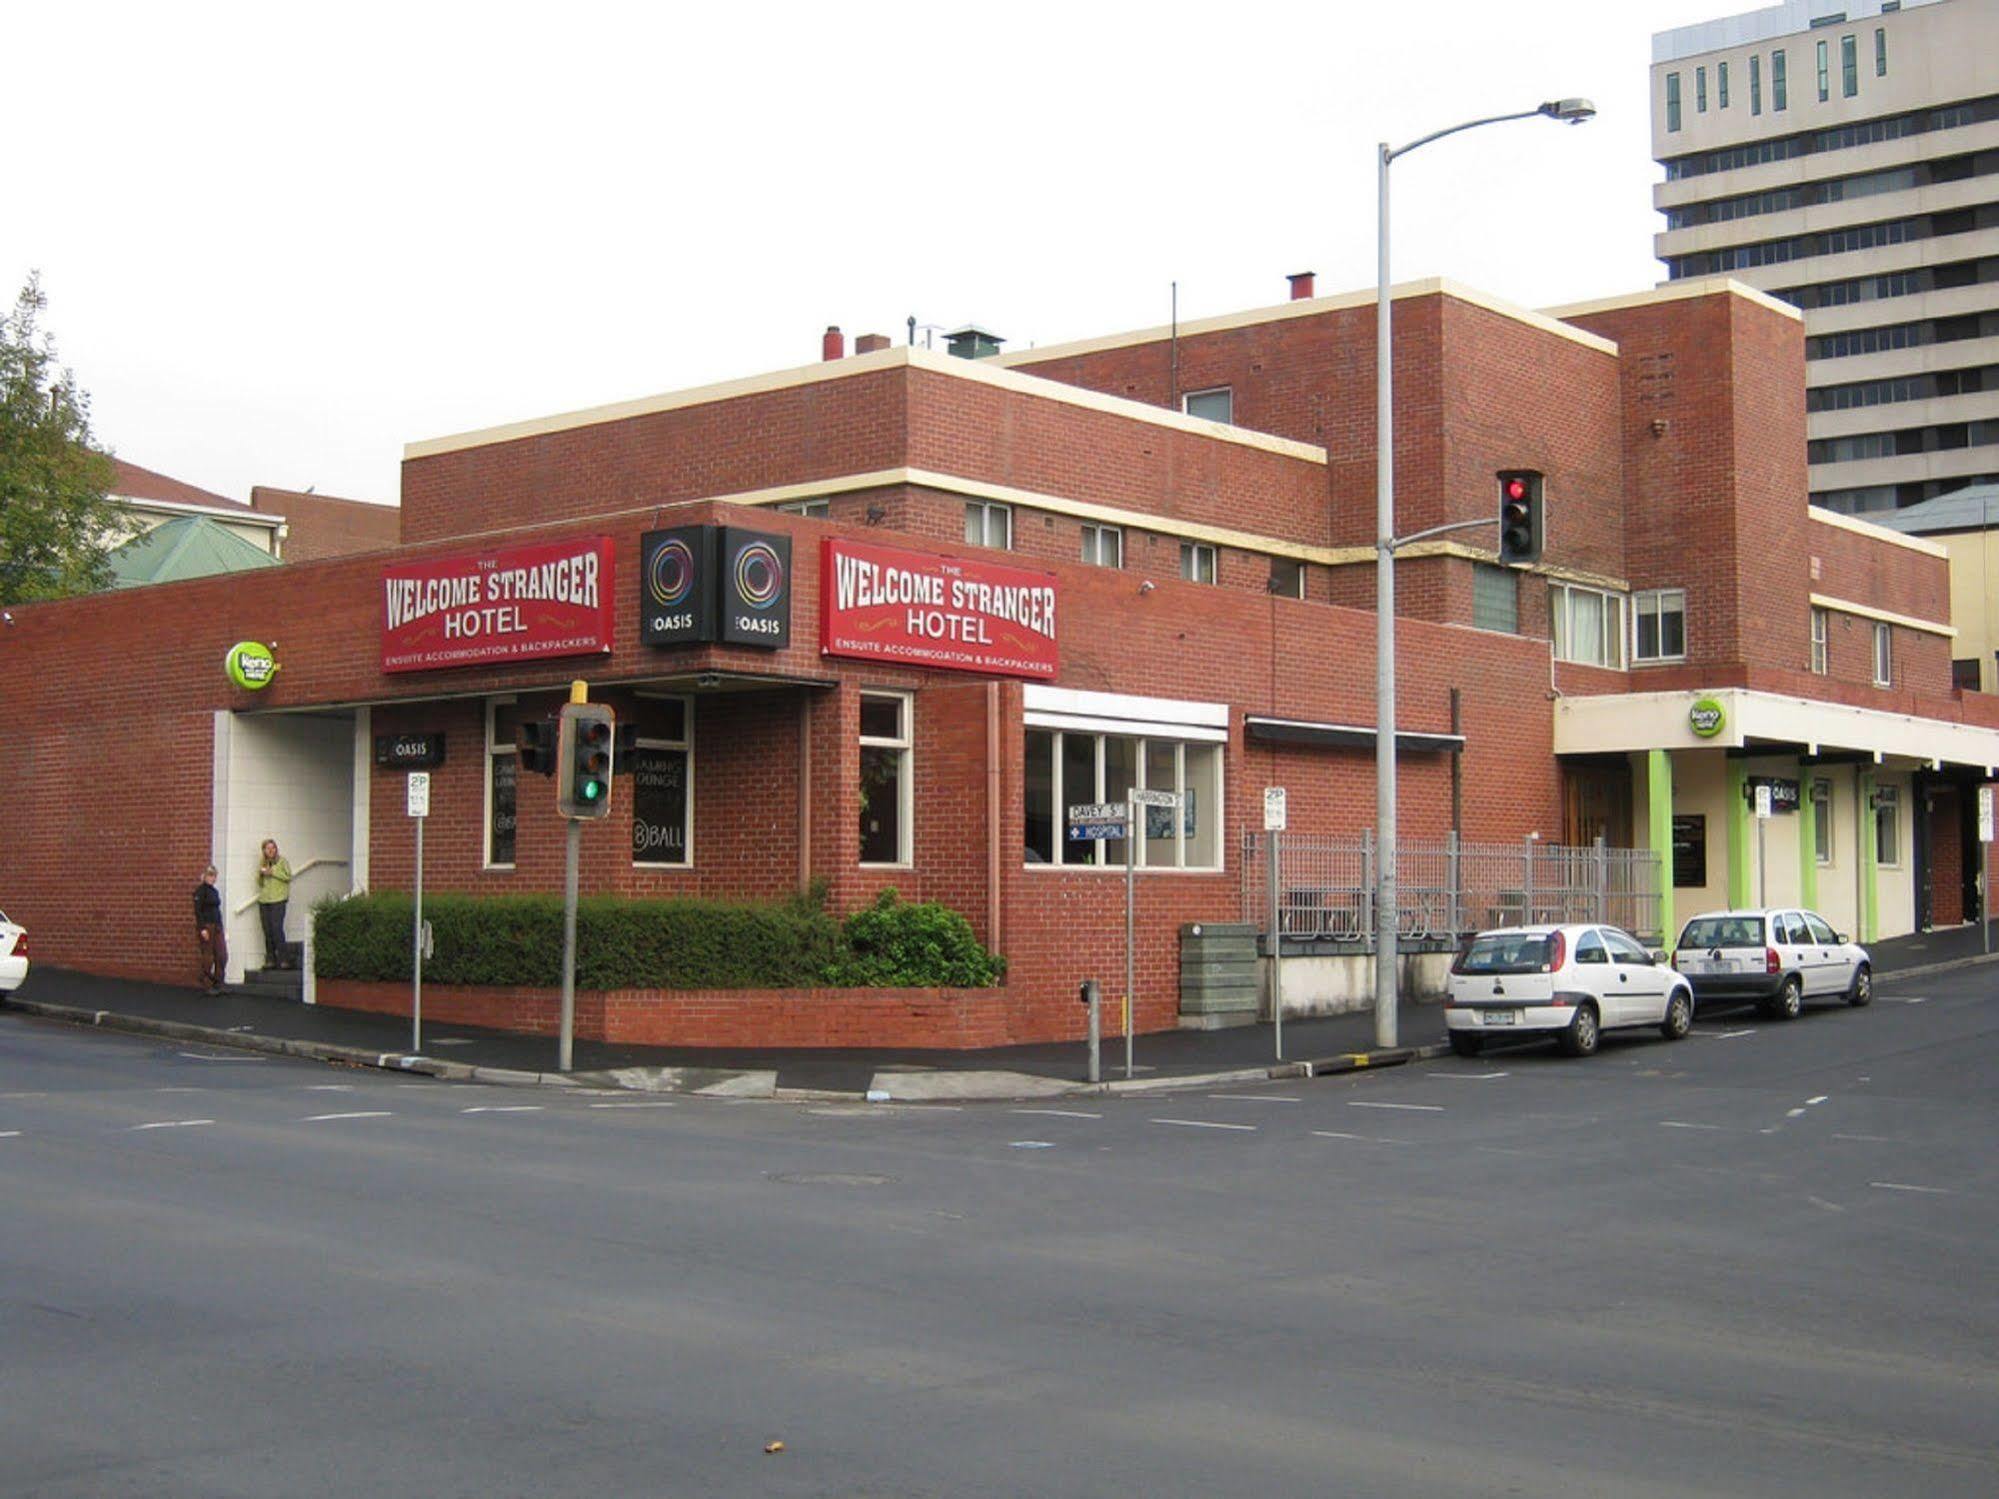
[1288,271,1316,301]
[822,326,845,361]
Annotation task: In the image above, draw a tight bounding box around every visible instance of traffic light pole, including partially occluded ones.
[559,817,580,1073]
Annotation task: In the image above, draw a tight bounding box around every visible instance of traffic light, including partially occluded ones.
[517,718,558,777]
[1496,470,1544,565]
[556,703,615,820]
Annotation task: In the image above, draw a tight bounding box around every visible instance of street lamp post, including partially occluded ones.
[1373,98,1594,1049]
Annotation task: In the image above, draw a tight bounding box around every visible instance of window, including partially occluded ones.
[1876,26,1887,77]
[1718,60,1729,109]
[1080,523,1122,568]
[485,698,520,869]
[1811,778,1833,865]
[1873,622,1892,685]
[1666,72,1682,132]
[1632,588,1687,663]
[1810,606,1829,674]
[1574,933,1609,965]
[1874,784,1900,866]
[1805,912,1840,944]
[859,691,912,865]
[965,501,1011,550]
[1180,541,1217,585]
[1550,583,1626,669]
[1817,39,1829,102]
[1773,49,1788,111]
[777,499,829,518]
[1953,658,1981,691]
[1269,557,1305,599]
[1473,564,1517,634]
[630,696,692,867]
[1182,387,1233,425]
[1841,34,1857,97]
[1023,728,1222,870]
[1696,66,1707,114]
[1751,54,1762,115]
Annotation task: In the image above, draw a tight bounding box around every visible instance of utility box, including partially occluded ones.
[1178,922,1259,1030]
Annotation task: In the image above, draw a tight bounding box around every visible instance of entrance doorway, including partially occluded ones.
[1562,762,1633,848]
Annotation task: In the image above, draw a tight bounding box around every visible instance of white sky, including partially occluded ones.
[7,1,1735,508]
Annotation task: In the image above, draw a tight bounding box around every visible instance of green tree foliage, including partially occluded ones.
[1,273,118,604]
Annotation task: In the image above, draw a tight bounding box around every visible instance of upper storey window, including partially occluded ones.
[1182,388,1232,425]
[1666,72,1682,132]
[1773,49,1788,111]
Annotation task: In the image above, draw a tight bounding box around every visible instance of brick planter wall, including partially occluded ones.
[319,979,1019,1050]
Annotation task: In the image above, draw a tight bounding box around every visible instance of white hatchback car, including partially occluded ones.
[0,908,27,994]
[1445,924,1694,1059]
[1672,908,1871,1019]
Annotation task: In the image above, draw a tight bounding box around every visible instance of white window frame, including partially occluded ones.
[1873,784,1901,867]
[1180,541,1217,585]
[1872,622,1892,686]
[1550,583,1627,669]
[858,690,914,868]
[1269,557,1306,599]
[1182,386,1233,425]
[1811,777,1834,866]
[1081,523,1123,568]
[631,693,695,869]
[484,695,519,871]
[776,498,829,518]
[1025,729,1224,872]
[1810,606,1829,674]
[965,501,1012,550]
[1631,587,1686,664]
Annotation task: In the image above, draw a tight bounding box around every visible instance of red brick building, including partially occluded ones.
[4,274,1993,1047]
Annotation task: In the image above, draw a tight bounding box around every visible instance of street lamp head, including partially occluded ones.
[1540,97,1597,124]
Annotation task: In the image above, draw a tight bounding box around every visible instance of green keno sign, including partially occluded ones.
[1688,696,1726,738]
[225,640,278,691]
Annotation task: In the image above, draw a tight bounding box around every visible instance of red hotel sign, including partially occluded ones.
[821,538,1058,679]
[382,536,615,673]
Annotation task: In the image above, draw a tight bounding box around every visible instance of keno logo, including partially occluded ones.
[225,640,278,690]
[1688,697,1726,738]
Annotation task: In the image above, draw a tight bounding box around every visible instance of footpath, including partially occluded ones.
[5,925,1993,1102]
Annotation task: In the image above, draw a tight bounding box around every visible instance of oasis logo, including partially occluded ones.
[639,525,791,650]
[1688,697,1726,738]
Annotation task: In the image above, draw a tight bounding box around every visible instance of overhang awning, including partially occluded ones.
[1245,715,1464,754]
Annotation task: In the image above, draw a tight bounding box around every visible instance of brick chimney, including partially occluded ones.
[1287,271,1315,301]
[855,333,891,354]
[821,325,845,361]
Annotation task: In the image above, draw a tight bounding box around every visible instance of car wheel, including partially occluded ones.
[1761,975,1803,1022]
[1448,1032,1485,1058]
[1660,988,1693,1041]
[1557,1004,1600,1058]
[1847,964,1872,1007]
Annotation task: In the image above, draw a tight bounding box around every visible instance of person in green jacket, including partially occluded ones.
[257,839,295,970]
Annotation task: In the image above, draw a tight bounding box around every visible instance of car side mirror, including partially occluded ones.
[1651,949,1668,965]
[1836,933,1849,945]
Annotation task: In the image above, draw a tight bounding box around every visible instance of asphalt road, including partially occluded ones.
[2,971,1995,1498]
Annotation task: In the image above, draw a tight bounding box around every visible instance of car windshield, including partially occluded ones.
[1453,933,1555,975]
[1679,915,1765,949]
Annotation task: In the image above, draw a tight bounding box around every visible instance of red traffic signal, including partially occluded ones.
[1496,469,1544,565]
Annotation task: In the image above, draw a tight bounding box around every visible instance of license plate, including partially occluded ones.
[1484,1009,1518,1026]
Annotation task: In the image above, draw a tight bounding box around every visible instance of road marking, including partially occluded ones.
[1806,1196,1846,1213]
[1431,1071,1509,1080]
[1870,1181,1952,1195]
[1661,1121,1723,1131]
[176,1051,264,1062]
[1806,1095,1829,1106]
[1786,1108,1807,1118]
[154,1086,207,1094]
[304,1084,355,1092]
[588,1101,677,1109]
[1207,1094,1299,1103]
[0,1131,21,1139]
[1347,1101,1443,1112]
[0,1092,48,1100]
[1009,1141,1055,1149]
[1834,1132,1895,1143]
[1311,1131,1412,1145]
[302,1111,392,1123]
[1011,1108,1101,1119]
[1694,1029,1757,1040]
[1151,1118,1257,1132]
[131,1120,215,1131]
[462,1105,543,1114]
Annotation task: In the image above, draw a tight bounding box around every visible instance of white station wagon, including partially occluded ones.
[1672,909,1872,1018]
[1445,924,1694,1059]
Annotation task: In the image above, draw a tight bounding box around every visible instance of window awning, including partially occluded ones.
[1023,684,1229,744]
[1245,715,1464,754]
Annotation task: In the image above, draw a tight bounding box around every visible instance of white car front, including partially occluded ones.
[0,909,27,993]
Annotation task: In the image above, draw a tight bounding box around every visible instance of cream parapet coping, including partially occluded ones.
[1809,592,1957,639]
[1808,505,1949,559]
[404,345,1326,467]
[989,275,1617,369]
[1541,275,1803,324]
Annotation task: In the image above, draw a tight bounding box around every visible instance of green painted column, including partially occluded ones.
[1727,759,1751,909]
[1858,770,1878,943]
[1647,749,1674,943]
[1798,771,1819,912]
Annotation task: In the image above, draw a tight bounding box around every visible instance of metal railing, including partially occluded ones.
[1241,831,1663,947]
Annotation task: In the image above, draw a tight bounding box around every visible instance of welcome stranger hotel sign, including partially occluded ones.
[382,537,615,673]
[821,538,1058,679]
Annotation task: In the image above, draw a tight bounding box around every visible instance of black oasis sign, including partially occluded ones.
[374,732,446,769]
[639,525,791,650]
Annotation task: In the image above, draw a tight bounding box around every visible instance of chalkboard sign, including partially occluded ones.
[490,754,518,866]
[1672,814,1706,889]
[631,747,689,865]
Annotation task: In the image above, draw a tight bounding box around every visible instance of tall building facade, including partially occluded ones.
[1651,0,1999,514]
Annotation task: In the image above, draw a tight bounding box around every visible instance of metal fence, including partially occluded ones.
[1240,831,1664,946]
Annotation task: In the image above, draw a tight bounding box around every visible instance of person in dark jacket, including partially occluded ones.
[194,865,226,995]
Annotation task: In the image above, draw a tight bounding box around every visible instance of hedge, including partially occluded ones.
[312,887,1002,990]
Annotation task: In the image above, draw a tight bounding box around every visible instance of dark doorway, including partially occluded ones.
[1563,763,1633,847]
